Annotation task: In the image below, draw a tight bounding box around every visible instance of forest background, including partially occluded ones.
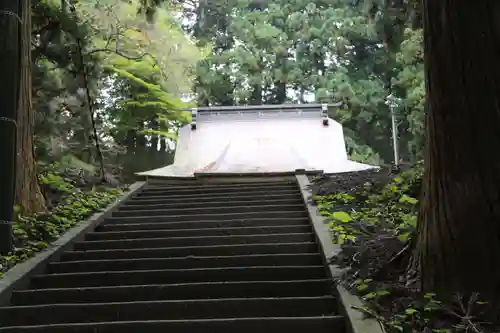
[10,0,422,215]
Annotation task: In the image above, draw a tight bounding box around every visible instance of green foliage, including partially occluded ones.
[395,28,425,158]
[315,164,492,332]
[316,167,422,330]
[32,0,426,173]
[317,165,422,245]
[351,288,451,333]
[185,0,425,163]
[0,168,123,278]
[32,0,204,179]
[106,66,191,134]
[39,171,75,194]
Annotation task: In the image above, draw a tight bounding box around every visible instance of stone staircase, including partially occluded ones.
[0,179,348,332]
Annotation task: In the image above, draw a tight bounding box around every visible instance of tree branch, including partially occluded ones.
[85,48,155,62]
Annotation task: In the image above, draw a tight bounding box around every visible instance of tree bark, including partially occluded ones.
[150,116,159,154]
[418,0,500,308]
[0,0,21,254]
[15,0,46,214]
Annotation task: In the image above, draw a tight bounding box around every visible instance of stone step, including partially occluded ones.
[103,210,308,224]
[142,181,295,191]
[60,242,319,261]
[49,253,323,273]
[87,225,312,240]
[74,233,316,251]
[111,203,305,218]
[119,197,304,211]
[135,188,300,199]
[0,316,345,333]
[97,217,311,232]
[0,296,337,326]
[127,191,301,204]
[12,279,332,305]
[136,184,297,196]
[0,178,348,333]
[30,266,327,289]
[146,178,293,184]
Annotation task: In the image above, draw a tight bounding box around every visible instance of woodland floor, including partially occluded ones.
[0,165,124,278]
[309,167,497,333]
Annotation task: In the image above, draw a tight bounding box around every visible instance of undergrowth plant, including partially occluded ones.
[314,165,492,333]
[0,165,123,277]
[315,166,421,246]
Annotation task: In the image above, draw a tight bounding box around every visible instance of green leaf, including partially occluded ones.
[331,211,353,223]
[363,292,377,299]
[377,290,390,296]
[357,284,369,291]
[398,232,410,242]
[405,308,418,315]
[399,194,418,205]
[345,235,357,242]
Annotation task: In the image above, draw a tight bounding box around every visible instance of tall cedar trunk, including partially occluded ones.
[150,116,159,154]
[418,0,500,307]
[250,81,262,105]
[299,87,305,103]
[0,0,21,253]
[273,51,287,104]
[274,82,286,104]
[136,122,146,150]
[15,0,46,214]
[159,136,167,152]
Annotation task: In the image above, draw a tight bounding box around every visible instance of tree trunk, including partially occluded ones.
[273,51,287,104]
[274,81,286,104]
[150,116,159,154]
[159,136,167,152]
[0,0,21,253]
[418,0,500,308]
[15,0,46,214]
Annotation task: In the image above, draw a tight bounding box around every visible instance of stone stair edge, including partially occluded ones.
[79,232,315,243]
[10,279,333,305]
[142,180,297,190]
[1,295,336,310]
[134,188,301,198]
[13,278,332,294]
[61,241,318,254]
[120,197,304,208]
[88,224,312,236]
[128,191,301,201]
[98,217,311,230]
[0,297,338,327]
[111,203,307,217]
[31,265,327,278]
[0,315,345,333]
[59,242,319,261]
[52,252,323,265]
[104,210,308,223]
[137,183,298,193]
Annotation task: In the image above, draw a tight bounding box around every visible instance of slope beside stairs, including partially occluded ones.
[0,177,378,332]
